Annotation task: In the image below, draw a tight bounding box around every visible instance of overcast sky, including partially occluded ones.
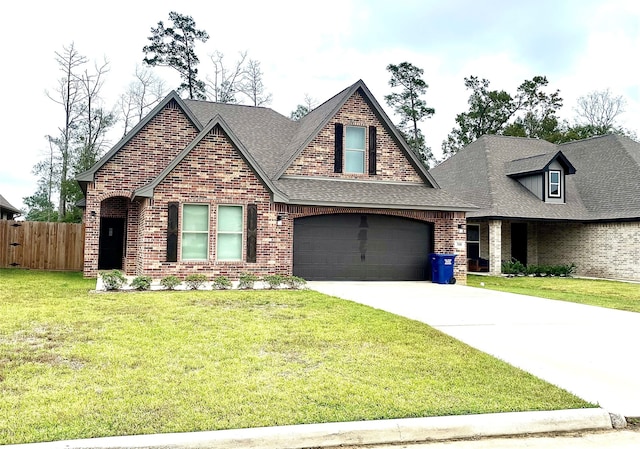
[2,0,639,212]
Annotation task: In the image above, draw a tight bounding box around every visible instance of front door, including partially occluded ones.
[98,217,125,270]
[511,223,528,266]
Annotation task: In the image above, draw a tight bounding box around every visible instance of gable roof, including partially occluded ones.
[134,115,286,202]
[505,150,576,178]
[76,91,202,185]
[0,194,20,215]
[182,99,297,179]
[430,134,640,221]
[273,80,439,187]
[79,80,474,211]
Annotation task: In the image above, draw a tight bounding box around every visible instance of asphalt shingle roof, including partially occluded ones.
[81,80,471,211]
[430,134,640,221]
[274,177,476,211]
[0,194,20,214]
[182,100,298,179]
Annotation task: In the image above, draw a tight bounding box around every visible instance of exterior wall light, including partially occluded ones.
[276,214,283,226]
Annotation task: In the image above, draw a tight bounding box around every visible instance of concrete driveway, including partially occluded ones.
[307,281,640,417]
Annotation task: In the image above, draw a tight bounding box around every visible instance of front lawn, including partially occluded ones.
[0,269,591,445]
[468,274,640,313]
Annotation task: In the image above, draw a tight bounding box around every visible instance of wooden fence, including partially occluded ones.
[0,221,84,271]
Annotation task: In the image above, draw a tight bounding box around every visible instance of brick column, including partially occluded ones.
[488,219,502,275]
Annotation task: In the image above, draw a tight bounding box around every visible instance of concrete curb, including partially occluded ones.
[4,408,613,449]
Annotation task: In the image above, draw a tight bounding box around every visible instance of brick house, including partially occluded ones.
[77,80,474,282]
[430,134,640,281]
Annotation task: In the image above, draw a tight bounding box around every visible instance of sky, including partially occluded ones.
[2,0,639,213]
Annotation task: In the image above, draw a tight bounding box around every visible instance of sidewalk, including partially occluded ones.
[2,409,619,449]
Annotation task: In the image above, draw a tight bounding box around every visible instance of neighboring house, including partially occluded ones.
[430,134,640,281]
[0,194,20,220]
[77,80,474,282]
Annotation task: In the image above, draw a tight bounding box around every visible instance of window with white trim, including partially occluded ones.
[181,204,209,260]
[549,170,561,197]
[345,126,365,173]
[217,205,243,261]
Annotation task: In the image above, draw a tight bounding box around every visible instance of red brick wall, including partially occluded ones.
[83,101,200,277]
[136,125,291,279]
[285,90,423,182]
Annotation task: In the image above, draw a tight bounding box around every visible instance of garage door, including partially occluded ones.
[293,214,434,281]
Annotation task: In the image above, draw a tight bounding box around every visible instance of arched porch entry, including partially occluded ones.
[97,196,128,270]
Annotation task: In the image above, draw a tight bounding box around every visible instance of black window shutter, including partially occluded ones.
[246,204,257,263]
[368,126,377,175]
[167,202,178,262]
[334,123,343,173]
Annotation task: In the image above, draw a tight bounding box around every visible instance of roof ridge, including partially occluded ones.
[482,137,501,216]
[508,151,555,163]
[183,98,281,114]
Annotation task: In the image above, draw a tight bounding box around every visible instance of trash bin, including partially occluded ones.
[429,253,457,284]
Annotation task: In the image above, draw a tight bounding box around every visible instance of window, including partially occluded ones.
[549,170,561,197]
[345,126,365,173]
[181,204,209,260]
[466,224,480,260]
[217,205,243,261]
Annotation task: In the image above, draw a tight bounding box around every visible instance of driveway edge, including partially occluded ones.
[4,408,613,449]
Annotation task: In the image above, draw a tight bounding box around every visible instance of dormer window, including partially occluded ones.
[345,126,365,173]
[548,170,561,197]
[506,150,575,204]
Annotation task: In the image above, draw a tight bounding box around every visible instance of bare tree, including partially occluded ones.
[239,59,272,106]
[119,65,167,136]
[45,43,87,218]
[206,51,247,103]
[74,58,116,175]
[29,44,116,222]
[575,89,626,132]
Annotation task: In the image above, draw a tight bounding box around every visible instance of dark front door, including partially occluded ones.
[511,222,528,265]
[98,217,125,270]
[293,214,434,281]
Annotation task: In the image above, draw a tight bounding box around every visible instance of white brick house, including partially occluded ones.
[431,134,640,281]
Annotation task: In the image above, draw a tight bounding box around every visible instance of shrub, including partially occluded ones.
[284,275,307,289]
[130,275,152,291]
[160,275,182,290]
[184,273,208,290]
[501,259,525,276]
[556,263,577,277]
[262,274,285,289]
[502,262,576,278]
[525,265,539,276]
[100,270,126,291]
[238,272,258,289]
[212,275,232,290]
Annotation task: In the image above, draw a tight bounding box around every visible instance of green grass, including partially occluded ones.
[0,269,591,444]
[468,274,640,313]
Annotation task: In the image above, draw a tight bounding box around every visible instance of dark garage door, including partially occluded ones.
[293,214,434,281]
